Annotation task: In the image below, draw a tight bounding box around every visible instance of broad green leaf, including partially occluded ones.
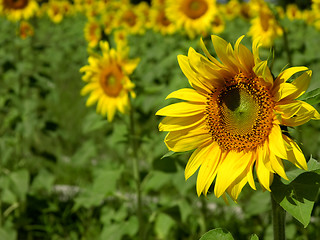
[250,234,259,240]
[155,213,175,239]
[199,228,234,240]
[30,169,55,194]
[9,169,30,201]
[0,227,16,240]
[271,172,320,227]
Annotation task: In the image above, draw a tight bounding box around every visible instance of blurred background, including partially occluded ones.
[0,0,320,239]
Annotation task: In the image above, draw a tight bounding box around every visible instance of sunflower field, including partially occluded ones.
[1,0,320,239]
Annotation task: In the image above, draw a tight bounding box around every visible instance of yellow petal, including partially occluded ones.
[275,100,302,118]
[164,125,212,152]
[227,175,248,201]
[159,114,206,132]
[185,142,212,180]
[166,88,207,102]
[269,152,288,180]
[282,135,307,170]
[285,70,312,100]
[268,124,288,159]
[177,55,211,93]
[156,102,206,117]
[199,38,223,68]
[86,89,103,107]
[81,82,100,96]
[214,151,253,198]
[252,60,273,85]
[211,35,238,74]
[195,142,221,196]
[281,101,320,127]
[187,48,225,88]
[256,146,273,191]
[274,66,308,86]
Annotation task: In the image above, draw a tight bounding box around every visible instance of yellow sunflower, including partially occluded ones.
[165,0,216,38]
[156,35,320,201]
[0,0,38,21]
[211,12,225,34]
[248,6,283,47]
[116,3,146,35]
[149,6,176,35]
[286,4,302,21]
[84,18,102,48]
[80,41,139,122]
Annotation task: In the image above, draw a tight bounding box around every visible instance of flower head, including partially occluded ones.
[248,3,283,47]
[0,0,38,21]
[156,35,320,201]
[165,0,216,38]
[80,41,139,122]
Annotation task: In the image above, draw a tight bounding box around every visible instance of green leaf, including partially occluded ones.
[30,169,55,194]
[271,172,320,227]
[250,234,259,240]
[298,87,320,105]
[9,169,30,201]
[199,228,234,240]
[155,213,175,239]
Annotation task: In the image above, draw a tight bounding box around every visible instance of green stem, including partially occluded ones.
[282,27,292,67]
[271,192,286,240]
[129,97,143,239]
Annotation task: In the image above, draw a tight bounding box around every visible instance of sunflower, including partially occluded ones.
[116,3,146,35]
[165,0,216,38]
[248,6,283,47]
[18,20,34,39]
[0,0,38,21]
[211,12,225,34]
[156,35,320,201]
[84,18,102,48]
[80,41,139,122]
[286,4,302,20]
[149,6,176,35]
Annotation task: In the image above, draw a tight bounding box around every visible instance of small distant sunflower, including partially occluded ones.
[156,35,320,201]
[0,0,38,21]
[211,13,225,34]
[248,7,283,47]
[166,0,216,38]
[149,7,176,35]
[219,0,240,20]
[117,4,146,34]
[84,19,102,48]
[47,0,65,23]
[80,42,139,122]
[286,4,302,20]
[18,20,34,39]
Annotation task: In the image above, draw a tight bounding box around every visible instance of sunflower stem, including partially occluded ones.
[271,192,286,240]
[129,97,143,239]
[281,27,293,67]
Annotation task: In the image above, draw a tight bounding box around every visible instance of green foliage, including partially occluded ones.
[199,228,234,240]
[271,159,320,228]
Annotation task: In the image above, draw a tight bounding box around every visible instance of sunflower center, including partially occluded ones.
[206,73,274,152]
[3,0,28,9]
[181,0,208,19]
[157,10,171,26]
[220,87,259,135]
[122,10,137,27]
[100,64,123,97]
[260,10,271,31]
